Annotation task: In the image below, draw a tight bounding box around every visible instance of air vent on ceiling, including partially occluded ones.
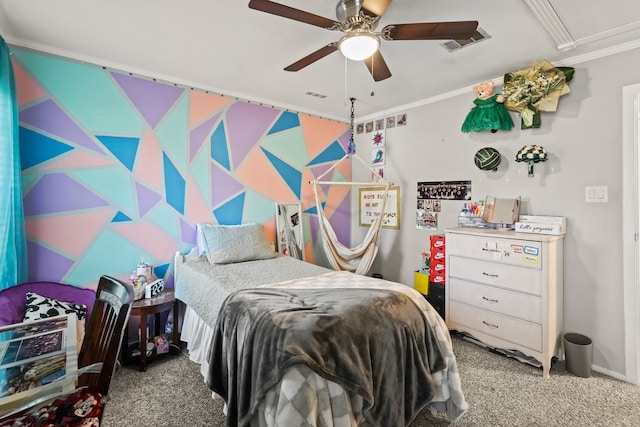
[305,91,327,99]
[440,27,491,52]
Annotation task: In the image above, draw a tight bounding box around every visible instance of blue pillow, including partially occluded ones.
[200,223,276,264]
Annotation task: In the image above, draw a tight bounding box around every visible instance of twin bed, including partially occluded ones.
[174,223,468,426]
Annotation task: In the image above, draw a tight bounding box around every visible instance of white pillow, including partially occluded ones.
[200,223,276,265]
[196,223,209,256]
[23,292,87,322]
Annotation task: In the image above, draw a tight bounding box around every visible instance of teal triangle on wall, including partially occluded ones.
[261,128,308,170]
[268,111,300,135]
[261,148,302,198]
[304,202,325,215]
[20,127,74,170]
[163,153,186,215]
[112,211,132,222]
[213,192,245,225]
[97,135,140,171]
[211,121,230,171]
[154,263,170,279]
[307,140,346,166]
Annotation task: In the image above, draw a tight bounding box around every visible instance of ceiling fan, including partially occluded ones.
[248,0,479,81]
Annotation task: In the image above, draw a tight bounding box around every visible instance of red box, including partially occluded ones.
[430,234,446,250]
[430,266,445,281]
[430,272,446,284]
[430,259,445,272]
[430,247,446,261]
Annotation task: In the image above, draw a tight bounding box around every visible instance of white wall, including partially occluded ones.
[351,47,640,377]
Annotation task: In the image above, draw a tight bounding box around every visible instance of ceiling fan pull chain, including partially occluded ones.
[370,56,375,95]
[347,97,356,155]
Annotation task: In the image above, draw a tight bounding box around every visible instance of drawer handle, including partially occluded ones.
[482,248,499,253]
[482,320,499,329]
[482,272,499,278]
[482,296,499,303]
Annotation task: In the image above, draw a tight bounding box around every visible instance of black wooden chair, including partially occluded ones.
[0,275,135,424]
[76,275,135,396]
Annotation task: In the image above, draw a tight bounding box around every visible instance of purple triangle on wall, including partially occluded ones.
[179,218,197,246]
[112,72,184,129]
[330,192,351,246]
[136,182,162,217]
[310,164,336,196]
[27,241,74,282]
[20,100,104,154]
[225,102,279,169]
[23,173,110,216]
[190,112,221,162]
[211,162,244,207]
[309,213,319,245]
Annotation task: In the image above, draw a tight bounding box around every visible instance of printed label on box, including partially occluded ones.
[515,222,564,235]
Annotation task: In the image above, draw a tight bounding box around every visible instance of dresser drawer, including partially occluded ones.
[449,255,541,295]
[446,233,543,269]
[449,301,542,352]
[448,278,542,323]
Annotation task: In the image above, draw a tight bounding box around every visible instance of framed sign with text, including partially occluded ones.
[358,186,400,230]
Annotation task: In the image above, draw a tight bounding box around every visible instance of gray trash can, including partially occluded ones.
[564,333,592,378]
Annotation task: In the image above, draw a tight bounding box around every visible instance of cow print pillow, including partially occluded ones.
[23,292,87,322]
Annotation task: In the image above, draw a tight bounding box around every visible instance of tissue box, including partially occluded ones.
[515,215,566,235]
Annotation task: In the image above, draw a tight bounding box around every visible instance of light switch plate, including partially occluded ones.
[585,186,608,203]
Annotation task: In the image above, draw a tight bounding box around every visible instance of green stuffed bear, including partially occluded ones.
[461,81,514,133]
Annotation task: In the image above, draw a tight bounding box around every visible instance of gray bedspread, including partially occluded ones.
[208,286,447,427]
[175,254,332,327]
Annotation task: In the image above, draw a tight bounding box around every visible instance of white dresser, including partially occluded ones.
[445,227,564,378]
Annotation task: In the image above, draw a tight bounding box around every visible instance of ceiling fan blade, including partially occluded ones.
[284,43,339,72]
[361,0,393,18]
[364,51,392,82]
[381,20,479,40]
[248,0,340,29]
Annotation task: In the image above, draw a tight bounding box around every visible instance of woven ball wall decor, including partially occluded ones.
[474,147,502,171]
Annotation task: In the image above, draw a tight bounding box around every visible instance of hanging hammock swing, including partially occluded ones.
[311,98,392,275]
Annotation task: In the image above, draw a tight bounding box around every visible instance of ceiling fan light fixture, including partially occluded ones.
[338,31,380,60]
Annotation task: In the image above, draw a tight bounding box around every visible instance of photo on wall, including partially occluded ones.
[372,166,385,182]
[371,147,386,166]
[365,121,374,133]
[371,130,385,148]
[417,180,472,200]
[416,210,438,230]
[386,116,396,128]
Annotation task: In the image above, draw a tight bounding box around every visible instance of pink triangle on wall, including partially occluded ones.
[13,60,46,106]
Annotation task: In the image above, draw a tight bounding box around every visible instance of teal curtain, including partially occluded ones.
[0,36,27,290]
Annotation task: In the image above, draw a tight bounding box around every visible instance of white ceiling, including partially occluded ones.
[1,0,640,122]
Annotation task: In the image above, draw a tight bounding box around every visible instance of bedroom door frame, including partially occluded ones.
[622,82,640,386]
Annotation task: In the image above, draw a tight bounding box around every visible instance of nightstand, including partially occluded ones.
[127,289,180,371]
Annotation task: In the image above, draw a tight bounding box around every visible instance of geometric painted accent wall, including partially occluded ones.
[13,47,351,288]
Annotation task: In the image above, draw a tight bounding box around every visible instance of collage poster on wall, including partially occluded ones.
[417,180,472,201]
[416,199,440,230]
[416,180,472,230]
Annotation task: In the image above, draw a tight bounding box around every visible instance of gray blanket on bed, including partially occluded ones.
[207,287,447,427]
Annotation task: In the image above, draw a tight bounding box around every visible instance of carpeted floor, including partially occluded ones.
[102,334,640,426]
